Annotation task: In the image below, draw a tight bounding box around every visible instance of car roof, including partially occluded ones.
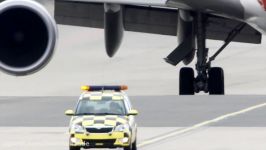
[79,91,126,101]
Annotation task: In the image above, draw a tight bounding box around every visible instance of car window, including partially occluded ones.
[124,95,132,111]
[75,98,126,115]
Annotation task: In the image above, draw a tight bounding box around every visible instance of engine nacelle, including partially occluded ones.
[104,4,124,57]
[0,0,57,76]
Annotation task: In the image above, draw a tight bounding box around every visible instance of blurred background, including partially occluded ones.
[0,0,265,96]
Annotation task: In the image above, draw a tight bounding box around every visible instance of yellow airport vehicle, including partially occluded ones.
[65,85,138,150]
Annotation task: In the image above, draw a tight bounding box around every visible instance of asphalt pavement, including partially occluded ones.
[1,96,266,127]
[1,96,266,150]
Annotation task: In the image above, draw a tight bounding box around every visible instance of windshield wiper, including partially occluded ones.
[75,113,123,116]
[97,113,123,115]
[75,113,97,116]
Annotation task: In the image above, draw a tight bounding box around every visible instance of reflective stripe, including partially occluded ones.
[75,132,125,139]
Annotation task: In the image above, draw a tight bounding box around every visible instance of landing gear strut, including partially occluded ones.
[171,12,245,95]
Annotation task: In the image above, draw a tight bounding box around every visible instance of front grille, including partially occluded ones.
[86,127,113,133]
[83,139,116,148]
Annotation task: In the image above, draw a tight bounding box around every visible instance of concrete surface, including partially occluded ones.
[141,127,266,150]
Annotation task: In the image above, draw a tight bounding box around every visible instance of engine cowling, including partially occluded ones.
[104,4,124,57]
[0,0,57,76]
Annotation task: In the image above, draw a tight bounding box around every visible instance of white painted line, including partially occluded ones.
[138,102,266,147]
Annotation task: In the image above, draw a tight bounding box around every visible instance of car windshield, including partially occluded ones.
[75,97,127,115]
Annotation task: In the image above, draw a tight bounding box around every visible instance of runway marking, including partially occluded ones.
[137,102,266,148]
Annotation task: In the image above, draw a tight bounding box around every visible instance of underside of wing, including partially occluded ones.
[55,1,261,44]
[58,0,168,6]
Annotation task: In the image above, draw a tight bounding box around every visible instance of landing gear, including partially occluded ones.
[179,67,194,95]
[179,13,225,95]
[208,67,224,95]
[179,67,225,95]
[165,11,245,95]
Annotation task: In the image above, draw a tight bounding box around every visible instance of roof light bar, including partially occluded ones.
[81,85,128,91]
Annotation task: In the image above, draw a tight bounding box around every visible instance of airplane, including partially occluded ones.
[0,0,265,95]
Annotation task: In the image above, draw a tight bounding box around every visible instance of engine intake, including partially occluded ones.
[0,0,57,76]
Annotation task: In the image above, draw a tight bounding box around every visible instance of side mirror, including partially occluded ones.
[65,109,74,116]
[127,109,138,116]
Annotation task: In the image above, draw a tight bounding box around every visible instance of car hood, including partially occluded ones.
[72,115,129,127]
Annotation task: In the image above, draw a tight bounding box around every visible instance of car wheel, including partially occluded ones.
[132,139,137,150]
[124,144,131,150]
[69,146,80,150]
[124,138,137,150]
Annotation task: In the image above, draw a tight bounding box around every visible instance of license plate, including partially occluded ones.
[95,143,104,146]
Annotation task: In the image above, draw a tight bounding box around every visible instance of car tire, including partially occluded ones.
[179,67,195,95]
[124,145,130,150]
[208,67,224,95]
[69,146,80,150]
[124,138,137,150]
[124,144,132,150]
[132,139,137,150]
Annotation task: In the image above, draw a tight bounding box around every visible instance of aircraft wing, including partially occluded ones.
[55,0,261,44]
[55,0,168,6]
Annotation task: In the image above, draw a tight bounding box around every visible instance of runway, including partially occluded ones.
[1,96,266,127]
[0,96,266,150]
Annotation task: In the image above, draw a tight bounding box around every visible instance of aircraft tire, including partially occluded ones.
[208,67,224,95]
[179,67,195,95]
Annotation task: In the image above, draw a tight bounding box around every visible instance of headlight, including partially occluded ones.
[71,124,85,133]
[115,124,130,132]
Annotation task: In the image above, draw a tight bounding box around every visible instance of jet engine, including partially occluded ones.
[0,0,57,76]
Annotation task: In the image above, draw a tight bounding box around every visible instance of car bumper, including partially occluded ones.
[69,132,131,148]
